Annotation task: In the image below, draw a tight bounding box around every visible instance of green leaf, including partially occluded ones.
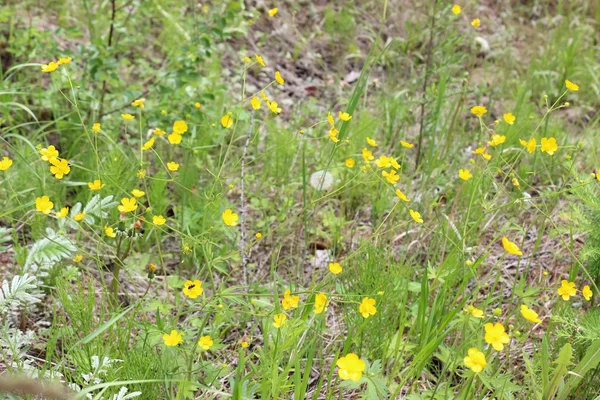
[557,339,600,400]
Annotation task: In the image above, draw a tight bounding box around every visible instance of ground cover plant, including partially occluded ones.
[2,0,600,399]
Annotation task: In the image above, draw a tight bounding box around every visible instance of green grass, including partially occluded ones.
[2,1,600,399]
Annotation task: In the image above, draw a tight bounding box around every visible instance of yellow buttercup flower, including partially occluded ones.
[487,134,506,147]
[131,98,145,108]
[328,127,339,143]
[557,280,577,301]
[195,102,201,109]
[275,71,284,85]
[470,105,487,117]
[327,112,335,127]
[452,4,461,15]
[502,237,522,256]
[141,138,155,151]
[255,54,266,67]
[118,197,138,213]
[56,207,69,218]
[255,232,262,239]
[222,209,239,226]
[458,169,473,181]
[485,322,510,351]
[131,189,145,198]
[35,196,54,214]
[198,336,214,350]
[121,113,135,120]
[183,280,203,298]
[242,56,252,64]
[268,7,278,17]
[49,158,70,179]
[173,120,188,134]
[382,169,399,184]
[153,215,166,226]
[57,56,72,65]
[74,212,86,222]
[359,297,376,318]
[167,161,179,171]
[471,18,480,27]
[105,226,117,238]
[221,112,234,128]
[273,313,287,328]
[168,132,182,145]
[336,354,365,381]
[329,262,342,275]
[520,305,541,323]
[339,111,352,121]
[583,285,593,301]
[565,79,579,91]
[281,290,300,310]
[395,189,410,202]
[503,112,516,125]
[153,128,166,136]
[251,97,261,110]
[466,305,484,318]
[400,140,414,148]
[314,292,327,314]
[0,157,13,171]
[512,177,520,188]
[345,158,355,168]
[267,101,282,114]
[73,255,82,263]
[41,61,58,73]
[362,148,374,162]
[366,137,377,147]
[540,137,558,155]
[409,209,423,224]
[464,348,486,373]
[40,145,59,162]
[163,330,183,346]
[519,138,536,153]
[241,341,249,348]
[91,123,101,133]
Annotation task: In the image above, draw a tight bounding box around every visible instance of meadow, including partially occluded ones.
[2,1,600,399]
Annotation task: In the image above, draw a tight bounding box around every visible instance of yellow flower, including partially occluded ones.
[565,79,579,91]
[519,138,536,153]
[268,7,278,17]
[221,112,234,128]
[345,158,355,168]
[56,207,69,218]
[198,336,214,350]
[73,255,82,263]
[327,112,335,127]
[557,280,577,301]
[0,157,13,171]
[273,313,287,328]
[91,123,101,133]
[458,169,473,181]
[485,322,510,351]
[183,279,203,298]
[471,18,480,27]
[168,132,182,145]
[74,212,86,221]
[131,189,145,198]
[452,4,461,15]
[382,169,399,184]
[131,98,145,108]
[260,91,270,101]
[359,297,377,318]
[242,56,252,64]
[395,189,410,202]
[464,348,486,373]
[40,145,59,162]
[281,290,300,310]
[251,97,261,110]
[105,226,117,238]
[222,209,239,226]
[470,105,487,117]
[541,137,558,155]
[487,134,506,147]
[328,127,340,143]
[167,161,179,171]
[163,330,183,346]
[502,237,522,256]
[118,197,138,213]
[503,112,516,125]
[241,341,249,348]
[400,140,414,148]
[255,54,266,67]
[57,56,72,65]
[329,262,342,275]
[267,101,282,114]
[195,102,201,109]
[467,305,484,318]
[121,113,135,120]
[153,128,166,136]
[49,158,70,179]
[366,137,377,147]
[339,111,352,121]
[173,120,188,134]
[142,138,154,152]
[41,61,58,73]
[153,215,166,226]
[314,292,327,314]
[583,285,593,301]
[275,71,284,85]
[482,152,492,160]
[512,177,520,187]
[336,353,366,381]
[35,196,54,214]
[409,209,423,224]
[520,305,541,323]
